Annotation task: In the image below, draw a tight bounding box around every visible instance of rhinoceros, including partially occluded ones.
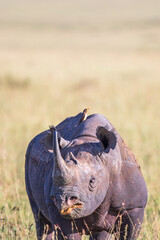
[25,111,147,240]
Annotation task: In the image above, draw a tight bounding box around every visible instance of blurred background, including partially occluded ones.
[0,0,160,239]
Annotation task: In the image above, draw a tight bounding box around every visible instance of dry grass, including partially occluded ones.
[0,0,160,239]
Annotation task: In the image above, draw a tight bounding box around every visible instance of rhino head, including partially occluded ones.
[45,125,119,219]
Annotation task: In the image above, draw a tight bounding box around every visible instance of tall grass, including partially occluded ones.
[0,0,160,239]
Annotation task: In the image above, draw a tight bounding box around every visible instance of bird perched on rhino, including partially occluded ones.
[78,108,89,124]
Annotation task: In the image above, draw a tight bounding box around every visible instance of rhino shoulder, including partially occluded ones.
[118,137,139,167]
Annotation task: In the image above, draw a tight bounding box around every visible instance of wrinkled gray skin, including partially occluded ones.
[25,113,147,240]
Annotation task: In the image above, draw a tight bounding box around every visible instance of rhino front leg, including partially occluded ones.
[89,231,111,240]
[44,232,53,240]
[115,208,144,240]
[67,233,82,240]
[44,231,63,240]
[36,211,53,239]
[28,198,44,239]
[29,198,53,240]
[49,231,81,240]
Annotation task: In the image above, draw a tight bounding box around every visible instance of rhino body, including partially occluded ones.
[25,112,147,240]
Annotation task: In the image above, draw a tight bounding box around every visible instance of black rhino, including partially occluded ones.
[25,111,147,240]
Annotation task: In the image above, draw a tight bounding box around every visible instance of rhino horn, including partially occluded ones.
[52,128,72,181]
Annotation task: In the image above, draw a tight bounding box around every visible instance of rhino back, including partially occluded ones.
[57,113,115,140]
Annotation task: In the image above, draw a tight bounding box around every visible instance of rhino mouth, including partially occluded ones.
[60,203,83,215]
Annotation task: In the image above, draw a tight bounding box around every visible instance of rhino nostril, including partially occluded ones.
[68,196,78,206]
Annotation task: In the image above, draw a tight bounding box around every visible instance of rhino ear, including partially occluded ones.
[45,126,56,153]
[96,126,117,151]
[45,131,53,153]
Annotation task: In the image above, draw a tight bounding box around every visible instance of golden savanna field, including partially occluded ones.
[0,0,160,239]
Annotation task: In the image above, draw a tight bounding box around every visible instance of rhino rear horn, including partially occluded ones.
[96,126,117,151]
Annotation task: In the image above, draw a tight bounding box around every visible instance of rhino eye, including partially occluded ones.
[89,177,97,191]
